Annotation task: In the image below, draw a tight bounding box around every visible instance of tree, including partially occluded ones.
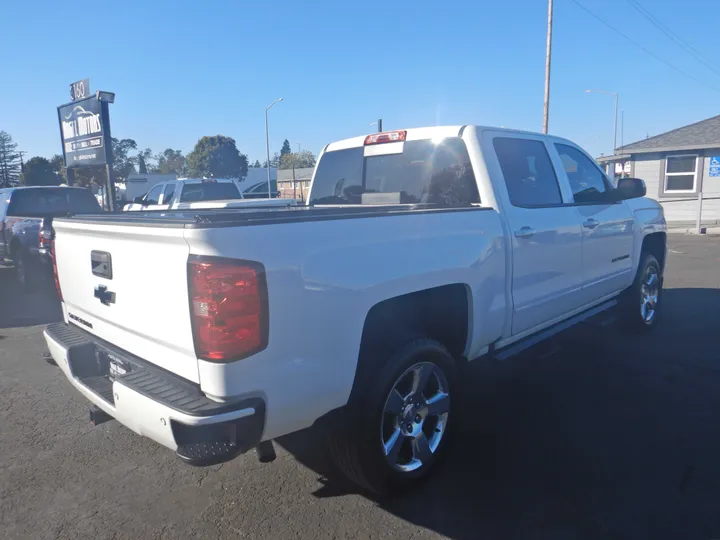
[252,160,262,168]
[279,150,317,170]
[280,139,292,161]
[72,166,105,188]
[266,152,280,168]
[111,138,138,181]
[136,148,155,174]
[49,154,66,184]
[0,131,22,187]
[157,149,187,176]
[187,135,248,179]
[22,157,60,186]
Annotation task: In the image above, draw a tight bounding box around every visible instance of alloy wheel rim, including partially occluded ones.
[380,361,450,473]
[640,266,659,323]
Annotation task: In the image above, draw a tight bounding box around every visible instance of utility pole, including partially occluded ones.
[369,120,383,133]
[293,143,300,199]
[264,98,284,198]
[18,151,26,184]
[542,0,554,134]
[613,93,619,153]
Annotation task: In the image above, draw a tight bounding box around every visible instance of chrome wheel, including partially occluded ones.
[640,265,659,324]
[380,361,450,473]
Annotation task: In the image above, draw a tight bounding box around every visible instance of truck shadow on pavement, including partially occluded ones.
[0,268,62,330]
[278,287,720,540]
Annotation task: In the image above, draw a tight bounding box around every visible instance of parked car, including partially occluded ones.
[43,125,666,494]
[0,186,101,291]
[122,178,290,211]
[240,180,281,199]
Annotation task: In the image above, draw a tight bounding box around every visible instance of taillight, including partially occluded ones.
[39,225,53,252]
[51,239,63,301]
[364,130,407,145]
[188,256,268,362]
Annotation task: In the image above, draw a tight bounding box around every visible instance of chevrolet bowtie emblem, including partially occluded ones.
[94,285,116,306]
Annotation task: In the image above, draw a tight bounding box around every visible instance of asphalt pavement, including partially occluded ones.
[1,235,720,539]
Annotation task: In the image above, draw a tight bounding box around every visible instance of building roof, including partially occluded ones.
[617,114,720,154]
[277,167,314,182]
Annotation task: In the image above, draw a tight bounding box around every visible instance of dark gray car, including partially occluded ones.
[0,186,101,291]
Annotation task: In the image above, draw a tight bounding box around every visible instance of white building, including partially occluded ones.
[597,114,720,226]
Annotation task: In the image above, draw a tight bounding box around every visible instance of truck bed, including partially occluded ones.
[59,204,488,229]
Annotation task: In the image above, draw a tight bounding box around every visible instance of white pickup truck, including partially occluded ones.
[122,178,291,211]
[44,126,666,494]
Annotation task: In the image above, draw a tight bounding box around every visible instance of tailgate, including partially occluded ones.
[53,219,199,383]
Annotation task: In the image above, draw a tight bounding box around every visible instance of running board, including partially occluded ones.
[493,299,618,361]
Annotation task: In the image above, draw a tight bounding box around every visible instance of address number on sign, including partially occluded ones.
[69,78,90,102]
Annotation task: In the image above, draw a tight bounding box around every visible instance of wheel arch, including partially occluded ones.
[348,283,471,405]
[641,231,667,274]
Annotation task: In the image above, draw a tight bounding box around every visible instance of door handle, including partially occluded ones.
[583,219,599,229]
[514,226,536,239]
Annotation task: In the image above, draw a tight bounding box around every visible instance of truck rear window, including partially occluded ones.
[7,188,101,217]
[309,138,480,206]
[180,182,241,202]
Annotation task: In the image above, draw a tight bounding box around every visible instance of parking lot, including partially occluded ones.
[0,234,719,539]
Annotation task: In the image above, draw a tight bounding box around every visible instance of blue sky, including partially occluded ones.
[2,0,719,163]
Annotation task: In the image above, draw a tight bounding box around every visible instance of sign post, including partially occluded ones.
[57,87,117,211]
[99,98,117,211]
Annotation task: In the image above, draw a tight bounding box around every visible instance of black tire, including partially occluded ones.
[619,252,662,333]
[329,338,457,495]
[15,251,36,294]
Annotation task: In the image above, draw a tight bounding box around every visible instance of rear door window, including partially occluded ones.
[492,138,563,207]
[7,188,101,216]
[309,138,480,206]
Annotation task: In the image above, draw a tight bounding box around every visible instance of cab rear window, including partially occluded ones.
[180,182,241,202]
[309,138,480,207]
[7,188,101,217]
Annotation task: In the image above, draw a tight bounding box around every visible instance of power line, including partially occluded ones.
[626,0,720,78]
[569,0,720,94]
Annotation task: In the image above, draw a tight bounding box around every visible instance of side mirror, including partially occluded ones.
[616,177,646,200]
[133,196,145,204]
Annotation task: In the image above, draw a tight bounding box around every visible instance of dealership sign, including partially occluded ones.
[57,95,107,168]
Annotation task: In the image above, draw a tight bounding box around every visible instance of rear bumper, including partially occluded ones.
[44,322,265,466]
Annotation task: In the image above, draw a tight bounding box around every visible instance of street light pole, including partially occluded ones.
[369,119,382,133]
[542,0,553,134]
[586,89,619,154]
[613,93,619,153]
[265,97,284,198]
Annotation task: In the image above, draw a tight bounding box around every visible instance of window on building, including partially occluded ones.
[665,155,697,192]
